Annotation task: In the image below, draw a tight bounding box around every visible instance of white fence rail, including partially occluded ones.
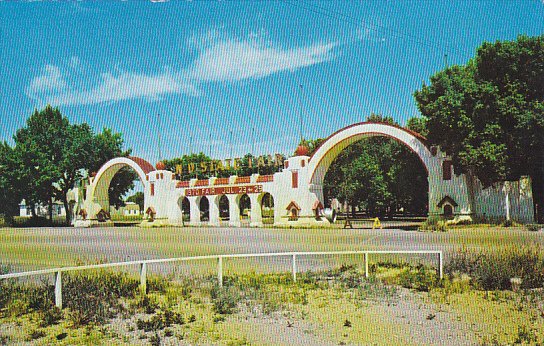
[0,250,443,309]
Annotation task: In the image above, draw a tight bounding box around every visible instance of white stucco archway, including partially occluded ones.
[84,156,153,219]
[306,122,443,216]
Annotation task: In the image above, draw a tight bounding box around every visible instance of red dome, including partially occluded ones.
[90,171,97,177]
[295,145,310,156]
[156,161,166,170]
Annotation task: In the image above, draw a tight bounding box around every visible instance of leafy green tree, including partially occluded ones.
[414,34,544,222]
[163,153,213,180]
[126,191,144,212]
[163,152,285,180]
[9,106,134,224]
[13,106,67,221]
[0,142,23,223]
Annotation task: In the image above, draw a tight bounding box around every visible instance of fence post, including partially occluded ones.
[439,252,443,279]
[54,271,62,309]
[218,257,223,287]
[140,262,147,294]
[364,252,369,278]
[292,254,297,282]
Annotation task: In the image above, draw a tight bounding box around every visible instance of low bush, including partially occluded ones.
[26,329,46,341]
[210,285,243,315]
[419,216,448,232]
[147,275,169,293]
[525,224,543,232]
[136,309,185,332]
[131,294,160,314]
[39,306,63,327]
[397,264,439,292]
[446,246,544,290]
[63,271,139,326]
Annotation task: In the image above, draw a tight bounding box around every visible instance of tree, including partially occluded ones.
[0,142,22,223]
[163,152,286,180]
[9,106,134,224]
[414,35,544,222]
[13,106,68,221]
[163,153,213,180]
[53,122,95,224]
[126,192,144,212]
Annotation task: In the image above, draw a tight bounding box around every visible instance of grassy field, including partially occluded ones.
[1,263,543,345]
[1,225,543,345]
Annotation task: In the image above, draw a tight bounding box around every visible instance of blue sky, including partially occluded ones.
[2,0,543,165]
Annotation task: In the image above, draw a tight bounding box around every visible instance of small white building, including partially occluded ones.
[110,202,142,216]
[19,199,66,218]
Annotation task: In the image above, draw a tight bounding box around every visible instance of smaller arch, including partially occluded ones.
[218,195,230,221]
[260,192,275,225]
[199,196,210,222]
[238,194,251,221]
[178,196,190,223]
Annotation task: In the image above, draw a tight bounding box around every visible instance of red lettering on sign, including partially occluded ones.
[183,185,264,196]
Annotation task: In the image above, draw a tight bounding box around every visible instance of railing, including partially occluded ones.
[0,250,443,309]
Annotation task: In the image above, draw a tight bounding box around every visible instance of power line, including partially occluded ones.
[282,0,464,57]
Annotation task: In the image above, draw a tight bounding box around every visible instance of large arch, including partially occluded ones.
[307,122,442,216]
[85,156,153,219]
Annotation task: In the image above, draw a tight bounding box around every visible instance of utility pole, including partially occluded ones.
[298,83,304,142]
[252,127,255,154]
[157,113,162,162]
[230,129,233,159]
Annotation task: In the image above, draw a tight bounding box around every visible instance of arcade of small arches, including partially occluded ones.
[76,122,534,227]
[174,192,275,227]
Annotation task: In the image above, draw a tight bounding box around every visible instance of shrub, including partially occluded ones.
[513,325,537,344]
[39,306,63,327]
[398,264,439,292]
[419,216,448,232]
[148,332,161,346]
[446,246,544,290]
[211,285,243,315]
[26,329,46,341]
[136,309,184,332]
[501,219,513,227]
[525,224,543,232]
[131,294,159,314]
[147,276,169,293]
[6,299,29,317]
[63,271,139,326]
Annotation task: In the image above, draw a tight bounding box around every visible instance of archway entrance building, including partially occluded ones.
[80,122,535,226]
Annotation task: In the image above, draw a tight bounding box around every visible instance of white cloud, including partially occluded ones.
[69,56,81,69]
[27,32,339,106]
[49,70,199,106]
[27,65,67,94]
[188,38,337,82]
